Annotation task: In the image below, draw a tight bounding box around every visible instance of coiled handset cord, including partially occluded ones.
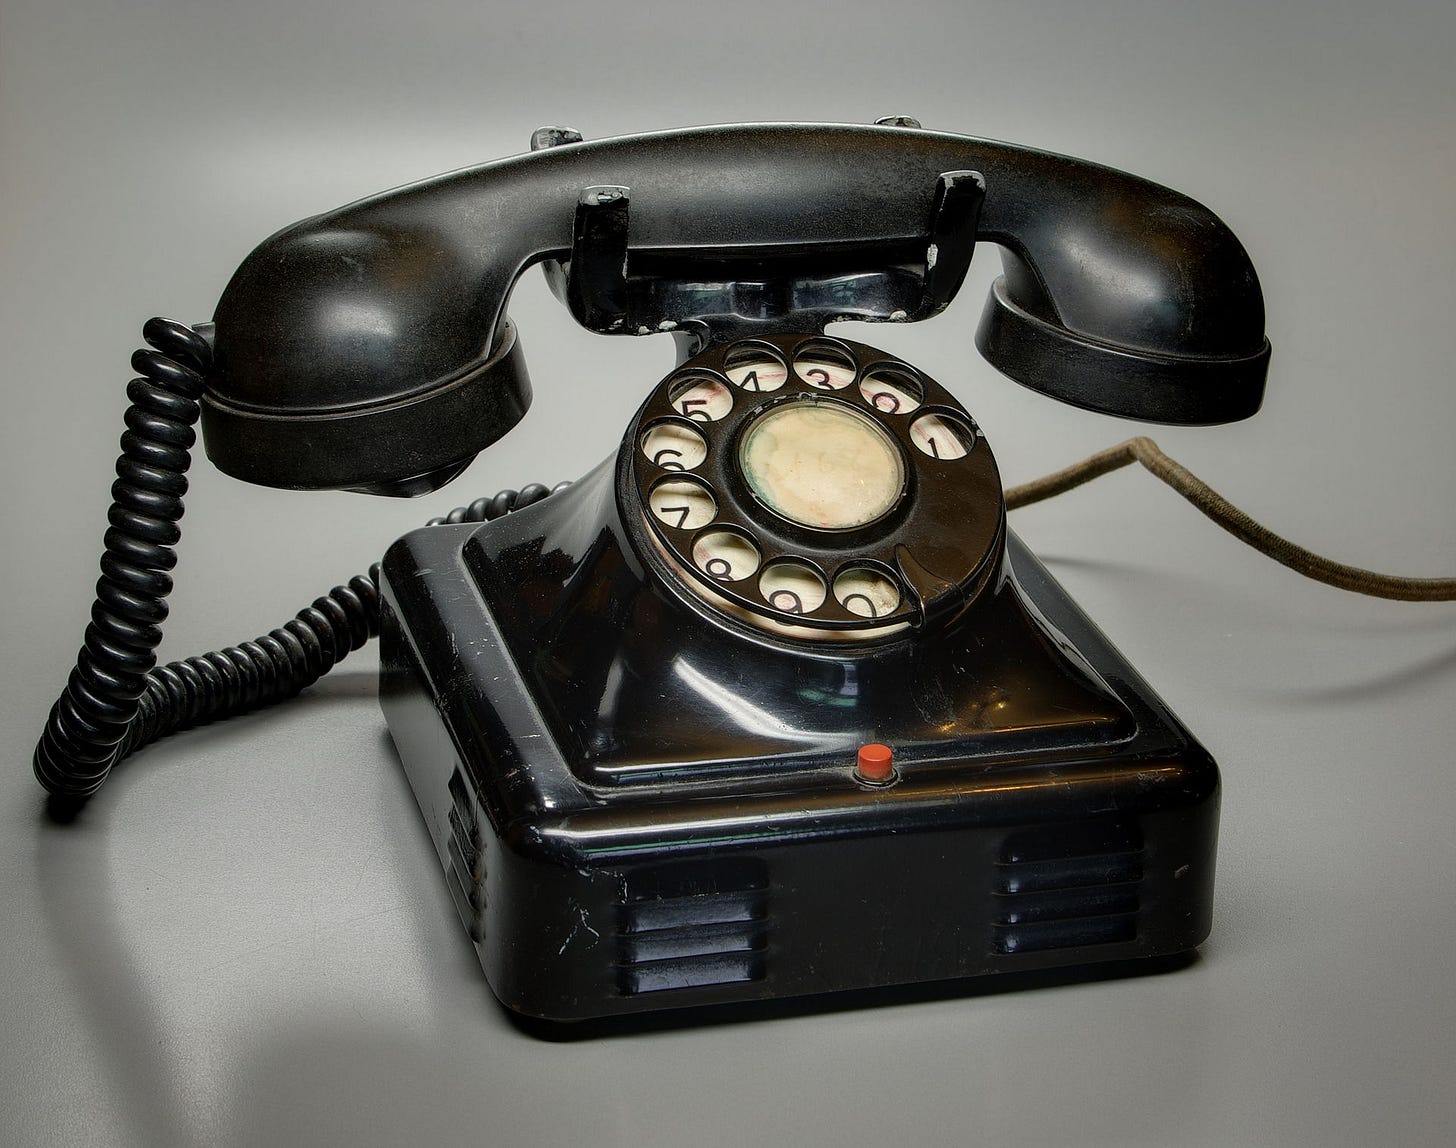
[33,319,556,803]
[35,320,1455,803]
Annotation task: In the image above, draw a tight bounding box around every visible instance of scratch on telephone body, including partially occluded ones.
[557,904,601,955]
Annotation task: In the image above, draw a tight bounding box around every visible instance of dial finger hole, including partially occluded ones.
[724,345,788,392]
[833,567,903,619]
[649,478,717,530]
[910,412,976,460]
[792,343,856,390]
[668,374,733,422]
[692,529,761,583]
[758,560,828,615]
[859,369,923,415]
[640,420,708,471]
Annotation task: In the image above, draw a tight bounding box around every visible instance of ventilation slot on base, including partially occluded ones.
[992,821,1143,955]
[616,858,768,995]
[445,766,485,942]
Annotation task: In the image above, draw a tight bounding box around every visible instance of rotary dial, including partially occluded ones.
[625,334,1003,642]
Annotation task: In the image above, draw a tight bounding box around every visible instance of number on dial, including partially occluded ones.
[725,356,788,392]
[859,370,922,415]
[692,530,761,583]
[793,352,856,391]
[833,568,902,619]
[758,560,828,614]
[668,376,732,422]
[910,413,975,460]
[640,421,708,471]
[649,479,717,530]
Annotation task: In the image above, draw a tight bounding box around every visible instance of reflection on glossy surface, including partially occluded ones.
[462,462,1133,787]
[671,659,828,747]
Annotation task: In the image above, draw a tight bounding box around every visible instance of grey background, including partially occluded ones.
[3,1,1454,1144]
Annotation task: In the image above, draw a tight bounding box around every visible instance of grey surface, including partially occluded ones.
[3,1,1454,1144]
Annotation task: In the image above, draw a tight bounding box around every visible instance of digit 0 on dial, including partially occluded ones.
[649,478,716,530]
[833,567,902,619]
[626,333,1005,643]
[859,368,923,416]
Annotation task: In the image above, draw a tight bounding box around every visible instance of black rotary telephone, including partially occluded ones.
[37,121,1270,1021]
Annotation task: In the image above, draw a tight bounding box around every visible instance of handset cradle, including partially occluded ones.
[549,165,986,345]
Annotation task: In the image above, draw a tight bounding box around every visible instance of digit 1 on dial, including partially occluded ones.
[909,413,976,460]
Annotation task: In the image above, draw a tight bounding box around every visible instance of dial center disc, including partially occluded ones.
[739,401,905,530]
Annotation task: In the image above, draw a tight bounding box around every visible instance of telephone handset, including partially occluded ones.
[201,121,1267,495]
[39,122,1270,1021]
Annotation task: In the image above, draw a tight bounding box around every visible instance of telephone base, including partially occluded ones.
[379,468,1218,1021]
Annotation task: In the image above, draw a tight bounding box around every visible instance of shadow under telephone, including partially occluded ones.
[35,120,1276,1022]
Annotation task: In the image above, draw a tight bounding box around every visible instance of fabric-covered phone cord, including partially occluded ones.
[32,320,1456,804]
[1004,437,1455,602]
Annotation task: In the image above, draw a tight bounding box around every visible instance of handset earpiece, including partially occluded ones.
[971,156,1270,423]
[201,123,1269,494]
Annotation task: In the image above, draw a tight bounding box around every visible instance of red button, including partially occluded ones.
[856,743,895,783]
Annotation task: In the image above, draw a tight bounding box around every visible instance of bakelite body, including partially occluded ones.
[379,454,1219,1021]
